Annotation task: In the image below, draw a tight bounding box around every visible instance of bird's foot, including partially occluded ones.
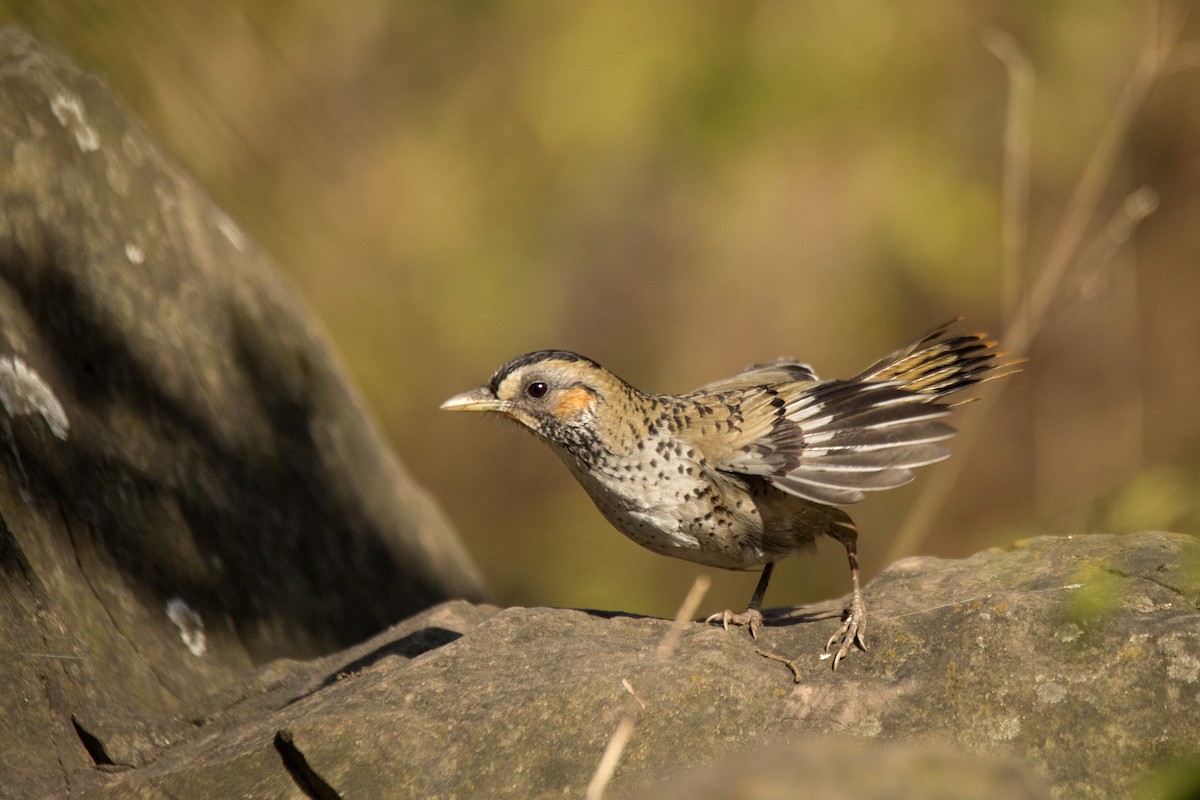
[705,607,765,640]
[824,590,867,670]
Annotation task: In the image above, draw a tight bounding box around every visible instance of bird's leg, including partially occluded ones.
[825,537,868,669]
[705,562,774,640]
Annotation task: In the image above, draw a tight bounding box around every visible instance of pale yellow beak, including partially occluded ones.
[439,387,504,412]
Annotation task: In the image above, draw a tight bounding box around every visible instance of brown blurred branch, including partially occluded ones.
[885,1,1186,563]
[1003,2,1180,355]
[984,29,1033,328]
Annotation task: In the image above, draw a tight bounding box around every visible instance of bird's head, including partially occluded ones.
[440,350,626,449]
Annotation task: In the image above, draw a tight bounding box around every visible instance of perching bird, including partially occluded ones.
[441,321,1012,668]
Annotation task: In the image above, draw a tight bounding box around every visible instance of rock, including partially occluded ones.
[0,28,486,799]
[70,531,1199,799]
[639,738,1051,800]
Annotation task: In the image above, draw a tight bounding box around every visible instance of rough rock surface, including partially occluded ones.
[71,530,1200,799]
[0,28,486,800]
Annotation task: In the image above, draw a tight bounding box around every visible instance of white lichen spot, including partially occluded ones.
[215,212,246,251]
[49,91,100,153]
[1036,680,1066,704]
[1160,633,1199,683]
[984,714,1021,741]
[165,597,207,657]
[1128,594,1153,612]
[1126,594,1171,613]
[1054,623,1083,643]
[125,242,145,264]
[0,356,69,440]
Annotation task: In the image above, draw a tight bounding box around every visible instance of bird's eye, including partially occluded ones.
[526,381,549,399]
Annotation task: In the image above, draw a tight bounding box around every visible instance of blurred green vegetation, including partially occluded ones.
[1138,754,1200,800]
[3,2,1198,619]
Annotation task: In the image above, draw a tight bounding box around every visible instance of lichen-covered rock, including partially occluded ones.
[75,531,1198,799]
[0,27,486,799]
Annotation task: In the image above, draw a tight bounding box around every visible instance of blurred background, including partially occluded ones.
[3,1,1198,619]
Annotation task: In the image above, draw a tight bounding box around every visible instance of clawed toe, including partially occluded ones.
[705,608,765,639]
[825,618,865,670]
[824,592,867,670]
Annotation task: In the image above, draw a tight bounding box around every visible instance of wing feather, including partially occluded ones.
[688,359,817,394]
[684,322,1011,506]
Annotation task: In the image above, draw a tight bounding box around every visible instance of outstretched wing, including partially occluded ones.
[687,323,1010,506]
[713,380,956,504]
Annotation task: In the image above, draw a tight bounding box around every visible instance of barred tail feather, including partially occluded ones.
[730,322,1012,506]
[854,319,1012,402]
[764,382,956,504]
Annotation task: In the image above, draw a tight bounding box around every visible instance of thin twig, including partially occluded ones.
[1071,186,1159,300]
[754,647,803,683]
[585,575,711,800]
[984,29,1034,327]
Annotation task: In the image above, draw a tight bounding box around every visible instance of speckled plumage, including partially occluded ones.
[442,320,1013,668]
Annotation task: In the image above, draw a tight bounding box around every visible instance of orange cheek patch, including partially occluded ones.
[553,386,593,419]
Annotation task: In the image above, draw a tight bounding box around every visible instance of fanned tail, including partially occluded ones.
[734,320,1017,506]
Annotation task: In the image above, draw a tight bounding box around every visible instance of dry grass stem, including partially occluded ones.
[984,29,1034,326]
[655,574,712,660]
[1004,22,1170,356]
[586,716,638,800]
[585,575,711,800]
[887,2,1183,562]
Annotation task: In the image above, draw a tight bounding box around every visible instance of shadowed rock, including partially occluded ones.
[0,27,486,799]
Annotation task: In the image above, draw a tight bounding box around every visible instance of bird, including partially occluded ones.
[441,320,1013,668]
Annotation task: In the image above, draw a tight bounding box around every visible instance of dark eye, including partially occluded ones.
[526,381,548,399]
